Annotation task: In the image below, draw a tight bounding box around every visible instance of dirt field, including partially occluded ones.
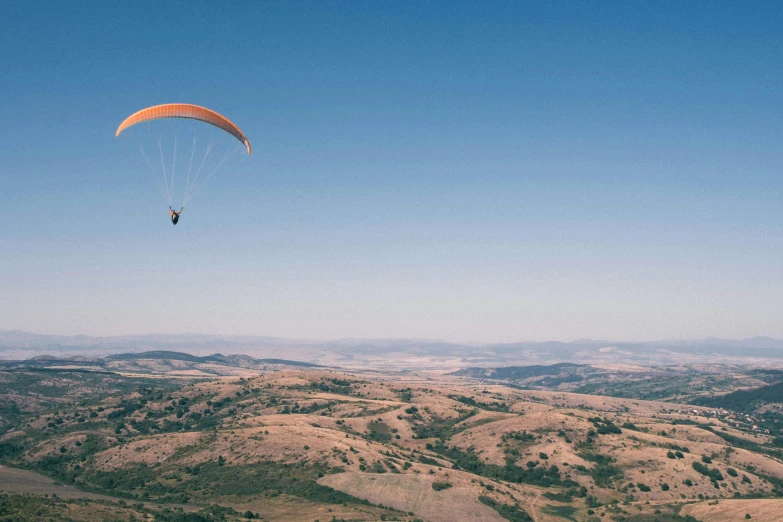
[680,498,783,521]
[320,472,507,522]
[0,464,117,501]
[223,495,397,522]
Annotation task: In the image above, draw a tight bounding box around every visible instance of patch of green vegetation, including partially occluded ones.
[82,460,362,505]
[0,492,64,519]
[691,386,783,439]
[501,431,536,443]
[297,400,337,415]
[395,388,413,402]
[431,482,452,491]
[447,395,509,412]
[432,441,575,488]
[537,374,584,387]
[21,438,367,508]
[153,505,242,521]
[708,428,783,458]
[573,369,753,403]
[576,451,623,488]
[310,378,356,395]
[693,381,783,412]
[366,419,393,443]
[478,495,533,522]
[412,409,478,440]
[574,374,695,401]
[0,401,22,435]
[587,417,622,435]
[542,486,586,502]
[0,371,179,408]
[655,440,690,453]
[692,461,724,482]
[0,440,24,462]
[746,470,783,497]
[541,504,578,521]
[0,492,243,521]
[417,454,439,465]
[369,461,387,474]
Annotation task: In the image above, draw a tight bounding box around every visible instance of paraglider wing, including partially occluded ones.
[116,103,251,155]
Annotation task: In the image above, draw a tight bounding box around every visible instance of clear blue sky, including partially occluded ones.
[1,1,781,342]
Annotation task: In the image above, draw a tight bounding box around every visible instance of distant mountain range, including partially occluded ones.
[0,349,323,375]
[1,330,782,366]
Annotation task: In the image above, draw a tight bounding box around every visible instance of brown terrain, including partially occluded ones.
[1,353,783,521]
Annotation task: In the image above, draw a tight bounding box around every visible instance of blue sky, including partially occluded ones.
[1,1,781,342]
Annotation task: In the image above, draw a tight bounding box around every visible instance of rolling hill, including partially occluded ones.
[2,353,783,521]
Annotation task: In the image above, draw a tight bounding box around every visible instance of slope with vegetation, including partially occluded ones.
[1,357,783,520]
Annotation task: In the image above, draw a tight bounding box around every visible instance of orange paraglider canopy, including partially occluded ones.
[116,103,251,155]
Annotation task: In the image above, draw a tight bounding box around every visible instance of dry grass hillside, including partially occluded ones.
[1,359,783,521]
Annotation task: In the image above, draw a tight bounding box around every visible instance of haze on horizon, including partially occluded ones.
[1,2,782,343]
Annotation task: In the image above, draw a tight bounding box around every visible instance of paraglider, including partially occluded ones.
[116,103,251,225]
[168,206,182,225]
[116,103,251,155]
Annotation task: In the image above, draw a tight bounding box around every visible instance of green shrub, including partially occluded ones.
[431,482,452,491]
[692,461,723,481]
[478,496,532,522]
